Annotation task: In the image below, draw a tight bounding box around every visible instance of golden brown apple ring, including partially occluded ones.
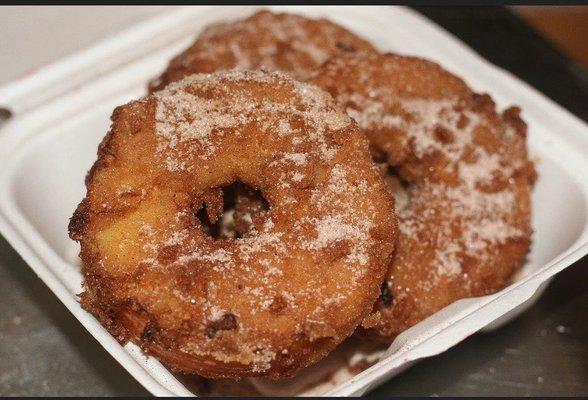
[69,70,396,377]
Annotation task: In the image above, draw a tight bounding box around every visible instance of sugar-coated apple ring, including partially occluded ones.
[69,70,396,377]
[311,52,535,341]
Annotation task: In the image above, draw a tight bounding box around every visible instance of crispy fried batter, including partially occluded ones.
[311,52,535,341]
[69,70,396,378]
[149,10,376,92]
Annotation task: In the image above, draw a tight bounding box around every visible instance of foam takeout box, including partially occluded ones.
[0,6,587,396]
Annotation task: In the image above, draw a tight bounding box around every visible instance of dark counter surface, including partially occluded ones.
[0,6,586,397]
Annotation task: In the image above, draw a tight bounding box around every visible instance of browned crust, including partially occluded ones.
[70,70,396,378]
[149,10,377,92]
[311,52,535,341]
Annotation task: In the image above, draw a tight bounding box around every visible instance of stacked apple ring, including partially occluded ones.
[69,70,396,378]
[149,10,376,92]
[311,52,535,340]
[70,10,534,379]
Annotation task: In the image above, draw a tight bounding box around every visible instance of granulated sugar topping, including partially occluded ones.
[342,88,528,282]
[112,69,394,373]
[182,11,374,81]
[154,70,351,168]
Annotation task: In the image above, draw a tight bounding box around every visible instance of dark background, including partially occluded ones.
[0,6,586,397]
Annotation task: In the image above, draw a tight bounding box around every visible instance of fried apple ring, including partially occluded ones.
[149,10,376,92]
[69,70,396,378]
[311,52,536,341]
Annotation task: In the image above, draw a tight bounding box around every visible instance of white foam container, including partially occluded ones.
[0,6,586,397]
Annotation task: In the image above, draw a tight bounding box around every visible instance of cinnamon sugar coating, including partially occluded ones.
[311,52,535,340]
[69,70,396,378]
[149,10,376,92]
